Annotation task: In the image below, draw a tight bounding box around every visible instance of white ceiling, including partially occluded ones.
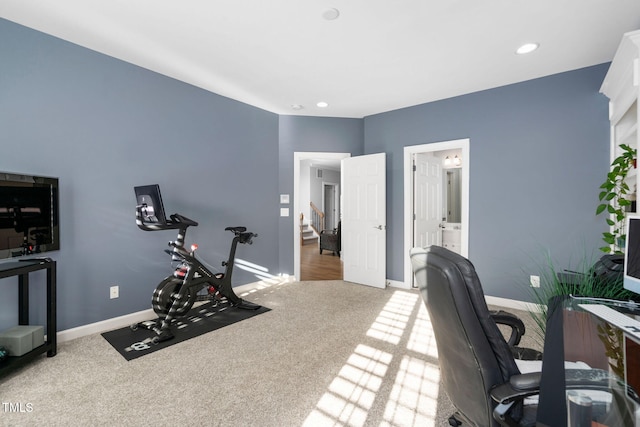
[2,1,640,118]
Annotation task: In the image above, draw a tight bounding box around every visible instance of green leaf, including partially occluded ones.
[600,246,612,253]
[596,204,608,215]
[606,218,615,226]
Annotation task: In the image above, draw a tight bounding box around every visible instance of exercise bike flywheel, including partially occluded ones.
[152,277,197,317]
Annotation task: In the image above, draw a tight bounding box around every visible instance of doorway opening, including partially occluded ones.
[404,139,470,287]
[294,152,350,281]
[323,183,339,231]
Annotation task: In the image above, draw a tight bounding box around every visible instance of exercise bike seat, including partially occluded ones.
[225,226,247,233]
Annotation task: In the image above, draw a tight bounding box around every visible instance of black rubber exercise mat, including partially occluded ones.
[101,301,270,361]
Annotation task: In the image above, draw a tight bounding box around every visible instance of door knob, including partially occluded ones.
[373,225,385,230]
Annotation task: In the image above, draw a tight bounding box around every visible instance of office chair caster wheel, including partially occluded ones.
[448,416,462,426]
[130,324,138,331]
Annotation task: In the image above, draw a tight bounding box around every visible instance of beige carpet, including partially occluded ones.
[0,279,539,427]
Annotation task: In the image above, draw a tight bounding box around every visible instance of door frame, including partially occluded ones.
[294,152,350,281]
[403,139,470,287]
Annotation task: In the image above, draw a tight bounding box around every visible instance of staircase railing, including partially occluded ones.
[309,202,325,235]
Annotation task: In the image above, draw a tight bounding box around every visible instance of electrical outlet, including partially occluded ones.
[110,285,119,299]
[530,275,540,288]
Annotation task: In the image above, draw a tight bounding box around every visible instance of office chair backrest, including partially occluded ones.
[410,246,521,427]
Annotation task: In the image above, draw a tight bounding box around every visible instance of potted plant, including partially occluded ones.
[527,251,636,373]
[527,252,633,342]
[596,143,637,254]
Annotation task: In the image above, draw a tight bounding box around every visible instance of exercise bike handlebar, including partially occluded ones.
[136,205,199,231]
[169,213,198,227]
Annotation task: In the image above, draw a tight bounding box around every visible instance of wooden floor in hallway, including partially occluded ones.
[300,241,343,281]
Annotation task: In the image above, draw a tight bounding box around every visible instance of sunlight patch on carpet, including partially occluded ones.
[382,356,440,426]
[303,344,392,427]
[303,289,440,427]
[407,303,438,358]
[366,291,418,345]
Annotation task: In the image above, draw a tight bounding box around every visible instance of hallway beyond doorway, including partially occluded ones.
[300,242,343,281]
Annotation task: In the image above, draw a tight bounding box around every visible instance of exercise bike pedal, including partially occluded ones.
[156,330,174,343]
[130,319,160,332]
[233,299,261,311]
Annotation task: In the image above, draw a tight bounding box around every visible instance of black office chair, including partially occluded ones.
[410,246,616,427]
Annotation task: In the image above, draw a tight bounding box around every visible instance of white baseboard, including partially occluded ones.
[56,279,541,344]
[388,279,540,313]
[56,278,289,344]
[57,308,155,344]
[387,279,408,289]
[485,295,542,313]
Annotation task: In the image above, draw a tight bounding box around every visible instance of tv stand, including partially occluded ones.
[0,258,56,376]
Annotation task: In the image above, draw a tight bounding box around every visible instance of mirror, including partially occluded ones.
[446,169,461,223]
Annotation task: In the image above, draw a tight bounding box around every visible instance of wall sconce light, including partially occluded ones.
[444,155,461,167]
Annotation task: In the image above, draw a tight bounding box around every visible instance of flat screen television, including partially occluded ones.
[0,172,59,259]
[624,215,640,295]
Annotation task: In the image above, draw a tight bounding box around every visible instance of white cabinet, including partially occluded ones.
[601,30,640,214]
[441,223,461,254]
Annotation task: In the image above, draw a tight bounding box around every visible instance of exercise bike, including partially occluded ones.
[132,185,261,343]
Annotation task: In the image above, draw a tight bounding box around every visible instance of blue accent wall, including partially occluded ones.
[364,64,611,300]
[0,19,279,330]
[0,16,614,331]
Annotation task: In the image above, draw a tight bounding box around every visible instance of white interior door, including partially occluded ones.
[341,153,386,288]
[414,153,442,248]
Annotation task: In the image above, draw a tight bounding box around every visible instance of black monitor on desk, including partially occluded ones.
[625,216,640,296]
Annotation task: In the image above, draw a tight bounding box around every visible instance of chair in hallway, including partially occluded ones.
[319,221,341,256]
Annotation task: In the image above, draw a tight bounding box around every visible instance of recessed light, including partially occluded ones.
[322,8,340,21]
[316,101,329,108]
[516,43,539,55]
[291,104,304,110]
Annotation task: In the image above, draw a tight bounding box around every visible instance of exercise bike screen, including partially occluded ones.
[134,184,167,225]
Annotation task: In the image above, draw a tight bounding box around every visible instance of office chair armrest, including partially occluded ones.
[491,369,615,427]
[490,310,525,347]
[491,372,542,405]
[491,368,612,405]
